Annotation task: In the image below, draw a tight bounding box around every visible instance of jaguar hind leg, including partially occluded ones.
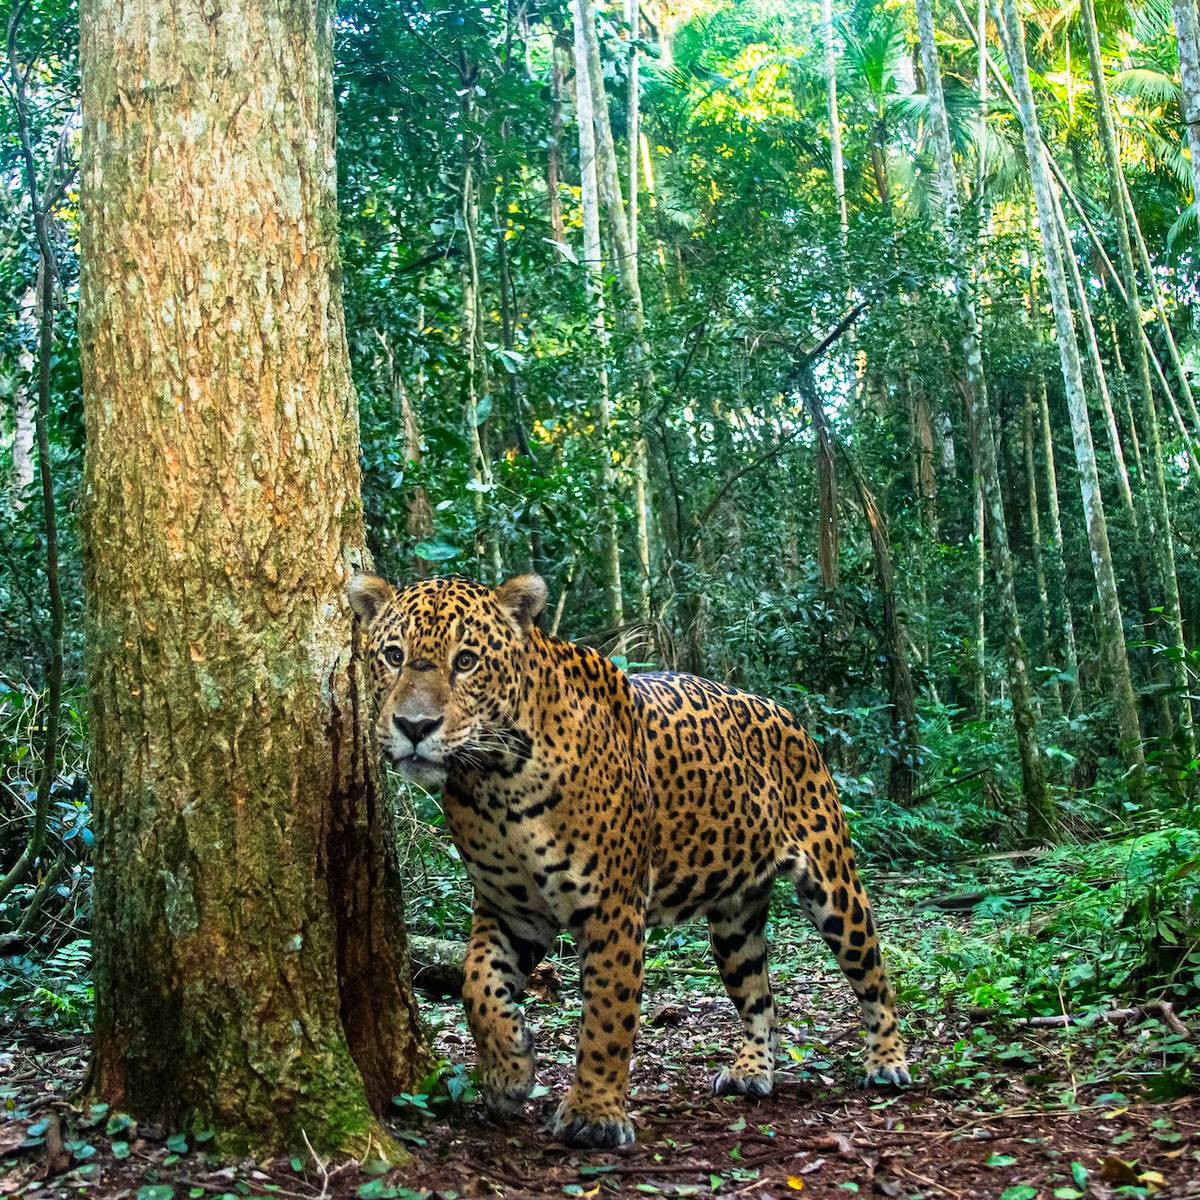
[791,858,911,1087]
[708,901,777,1097]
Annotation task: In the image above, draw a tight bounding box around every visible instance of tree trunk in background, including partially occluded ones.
[915,0,1051,835]
[1081,0,1195,761]
[997,0,1145,802]
[80,0,424,1152]
[1023,390,1061,717]
[547,33,567,244]
[973,471,987,717]
[821,0,848,243]
[626,0,640,266]
[576,0,654,621]
[9,286,36,505]
[459,78,503,584]
[577,0,640,314]
[1172,0,1200,212]
[1036,378,1082,712]
[572,0,624,632]
[848,457,918,807]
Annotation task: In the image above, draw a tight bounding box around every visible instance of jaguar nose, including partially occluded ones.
[394,715,443,747]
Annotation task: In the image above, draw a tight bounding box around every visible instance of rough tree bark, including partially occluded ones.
[996,0,1145,800]
[80,0,424,1153]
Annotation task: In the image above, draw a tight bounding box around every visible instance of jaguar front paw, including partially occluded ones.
[712,1067,774,1097]
[479,1039,536,1118]
[862,1058,912,1088]
[552,1095,635,1149]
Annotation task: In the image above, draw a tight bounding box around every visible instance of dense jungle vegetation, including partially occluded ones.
[2,0,1200,1192]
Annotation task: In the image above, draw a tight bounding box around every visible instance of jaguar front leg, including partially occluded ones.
[553,904,646,1149]
[461,906,554,1118]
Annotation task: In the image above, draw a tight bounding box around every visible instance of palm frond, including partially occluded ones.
[1109,66,1180,104]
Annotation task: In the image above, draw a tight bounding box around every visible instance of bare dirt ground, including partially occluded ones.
[3,982,1198,1200]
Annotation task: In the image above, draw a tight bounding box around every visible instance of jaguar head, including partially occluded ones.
[347,572,547,788]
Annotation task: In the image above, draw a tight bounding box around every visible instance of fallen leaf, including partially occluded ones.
[786,1177,804,1191]
[1099,1156,1140,1186]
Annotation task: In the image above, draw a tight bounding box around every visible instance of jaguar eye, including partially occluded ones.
[384,646,404,670]
[454,649,478,673]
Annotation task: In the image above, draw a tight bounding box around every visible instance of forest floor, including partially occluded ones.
[3,852,1199,1199]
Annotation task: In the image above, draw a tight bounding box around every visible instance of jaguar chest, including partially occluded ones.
[441,780,600,927]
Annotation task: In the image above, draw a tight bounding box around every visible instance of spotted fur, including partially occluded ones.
[348,572,910,1149]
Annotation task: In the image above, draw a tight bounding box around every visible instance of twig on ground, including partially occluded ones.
[975,1001,1188,1039]
[42,1112,68,1177]
[301,1129,330,1200]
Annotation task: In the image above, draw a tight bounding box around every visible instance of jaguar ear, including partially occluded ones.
[347,573,394,623]
[496,574,548,631]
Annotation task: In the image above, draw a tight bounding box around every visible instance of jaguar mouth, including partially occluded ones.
[385,749,449,787]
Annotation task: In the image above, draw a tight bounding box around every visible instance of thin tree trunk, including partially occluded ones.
[973,470,987,718]
[1036,377,1083,713]
[1079,0,1195,759]
[576,0,640,314]
[1023,389,1062,717]
[547,33,567,244]
[1172,0,1200,211]
[377,332,433,575]
[576,0,654,621]
[573,0,624,631]
[459,75,502,583]
[80,0,424,1150]
[996,0,1145,799]
[626,0,640,265]
[821,0,848,242]
[9,285,36,506]
[840,435,919,806]
[915,0,1051,833]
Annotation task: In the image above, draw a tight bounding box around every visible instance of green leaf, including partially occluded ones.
[138,1187,175,1200]
[1071,1162,1088,1188]
[987,1154,1017,1167]
[356,1180,399,1200]
[289,1158,304,1174]
[106,1113,133,1136]
[999,1188,1037,1200]
[411,541,461,563]
[474,394,493,424]
[166,1133,189,1154]
[111,1141,131,1160]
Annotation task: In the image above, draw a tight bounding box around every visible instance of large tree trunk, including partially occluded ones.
[80,0,424,1153]
[914,0,1051,834]
[996,0,1145,801]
